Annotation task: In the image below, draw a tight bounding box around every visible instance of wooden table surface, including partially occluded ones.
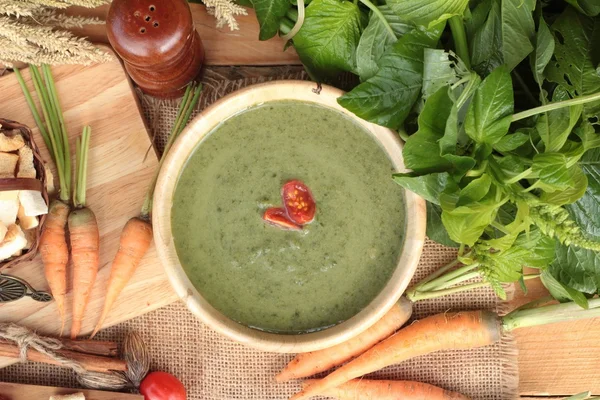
[63,4,600,398]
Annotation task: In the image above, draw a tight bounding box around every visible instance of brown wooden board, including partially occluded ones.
[0,52,178,368]
[0,382,143,400]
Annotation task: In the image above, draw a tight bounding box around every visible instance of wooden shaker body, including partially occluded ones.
[107,0,204,98]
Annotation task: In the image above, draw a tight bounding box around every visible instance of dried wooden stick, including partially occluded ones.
[0,342,126,373]
[58,339,119,357]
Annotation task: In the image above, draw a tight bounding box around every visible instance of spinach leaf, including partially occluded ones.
[403,87,454,173]
[464,66,514,147]
[566,148,600,239]
[338,23,444,129]
[470,0,535,76]
[392,172,450,204]
[427,203,460,247]
[545,7,600,126]
[529,15,554,95]
[252,0,290,40]
[293,0,364,77]
[536,103,582,153]
[541,165,587,206]
[550,241,600,295]
[564,0,600,16]
[541,269,589,309]
[494,131,529,152]
[386,0,469,28]
[422,49,470,100]
[355,6,412,81]
[532,152,573,191]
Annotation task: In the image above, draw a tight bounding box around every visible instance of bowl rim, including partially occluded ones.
[153,80,426,353]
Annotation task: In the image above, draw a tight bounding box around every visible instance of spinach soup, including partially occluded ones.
[171,101,406,333]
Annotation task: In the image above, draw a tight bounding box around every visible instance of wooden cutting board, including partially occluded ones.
[0,53,178,368]
[0,382,143,399]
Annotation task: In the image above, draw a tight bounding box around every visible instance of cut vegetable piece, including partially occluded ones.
[263,207,302,230]
[0,191,19,226]
[19,190,48,217]
[0,152,18,178]
[17,146,36,178]
[282,180,316,225]
[17,204,39,230]
[0,224,27,260]
[0,131,25,152]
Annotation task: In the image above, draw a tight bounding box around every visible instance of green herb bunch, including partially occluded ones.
[246,0,600,306]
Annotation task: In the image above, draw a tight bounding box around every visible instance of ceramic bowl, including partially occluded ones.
[153,80,426,353]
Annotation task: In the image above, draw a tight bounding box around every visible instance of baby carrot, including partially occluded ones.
[276,297,413,382]
[290,311,501,400]
[70,126,100,339]
[90,83,202,338]
[302,379,470,400]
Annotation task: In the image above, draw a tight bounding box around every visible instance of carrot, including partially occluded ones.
[70,126,99,339]
[39,200,70,334]
[90,216,153,338]
[90,83,203,338]
[302,379,470,400]
[289,311,501,400]
[17,65,72,335]
[276,297,413,382]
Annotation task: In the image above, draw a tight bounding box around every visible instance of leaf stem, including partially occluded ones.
[14,68,52,153]
[281,0,305,41]
[418,263,479,292]
[407,281,490,301]
[465,160,488,177]
[359,0,396,39]
[502,298,600,331]
[503,167,533,184]
[512,91,600,122]
[141,83,203,218]
[448,16,471,69]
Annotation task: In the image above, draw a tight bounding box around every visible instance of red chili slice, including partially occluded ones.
[263,207,302,231]
[282,180,316,225]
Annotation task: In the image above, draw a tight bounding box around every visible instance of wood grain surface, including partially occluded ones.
[68,4,301,66]
[0,382,143,400]
[0,51,178,369]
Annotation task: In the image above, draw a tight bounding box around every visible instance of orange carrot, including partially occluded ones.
[90,217,153,338]
[70,126,99,339]
[39,200,70,335]
[69,207,99,338]
[290,311,501,400]
[276,297,413,382]
[90,83,202,339]
[302,379,470,400]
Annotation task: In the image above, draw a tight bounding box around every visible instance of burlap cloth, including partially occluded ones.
[0,67,519,399]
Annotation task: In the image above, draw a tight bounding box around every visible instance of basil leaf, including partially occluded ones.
[386,0,469,28]
[293,0,364,77]
[550,241,600,295]
[403,87,454,173]
[355,6,412,81]
[494,131,529,152]
[426,203,460,247]
[470,0,535,76]
[529,15,554,94]
[464,66,514,146]
[545,7,600,126]
[338,23,444,129]
[541,270,589,309]
[566,149,600,239]
[252,0,290,40]
[536,102,583,153]
[564,0,600,16]
[392,172,450,205]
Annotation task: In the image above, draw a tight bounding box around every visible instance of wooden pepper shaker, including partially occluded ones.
[107,0,205,98]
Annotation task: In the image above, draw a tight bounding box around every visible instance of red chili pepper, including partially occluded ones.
[263,207,302,231]
[282,180,316,225]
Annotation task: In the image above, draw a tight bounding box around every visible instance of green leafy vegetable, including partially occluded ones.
[529,16,554,97]
[252,0,291,40]
[426,203,460,247]
[386,0,469,28]
[355,6,411,81]
[338,23,444,129]
[566,149,600,239]
[550,242,600,295]
[564,0,600,16]
[292,0,364,77]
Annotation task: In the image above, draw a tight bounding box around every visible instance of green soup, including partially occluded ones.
[172,101,406,333]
